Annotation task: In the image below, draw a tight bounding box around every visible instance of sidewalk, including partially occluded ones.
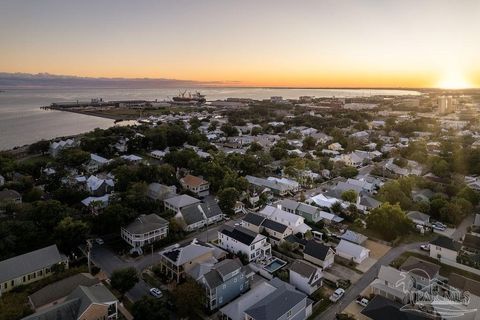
[118,302,134,320]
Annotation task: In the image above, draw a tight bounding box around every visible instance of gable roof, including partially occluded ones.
[0,189,21,201]
[335,240,369,258]
[202,259,243,289]
[164,194,200,208]
[123,214,168,235]
[361,295,425,320]
[0,245,65,284]
[29,273,99,309]
[243,212,266,226]
[181,174,208,187]
[279,199,300,212]
[400,256,440,279]
[430,236,462,251]
[406,211,430,223]
[219,225,261,246]
[340,230,368,245]
[289,260,321,283]
[448,273,480,297]
[304,240,333,261]
[244,281,307,320]
[160,239,215,266]
[463,234,480,251]
[261,219,288,233]
[180,204,206,225]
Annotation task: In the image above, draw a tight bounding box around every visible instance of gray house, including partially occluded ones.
[200,259,252,311]
[279,199,322,223]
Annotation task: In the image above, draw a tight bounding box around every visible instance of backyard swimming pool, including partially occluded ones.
[263,258,287,273]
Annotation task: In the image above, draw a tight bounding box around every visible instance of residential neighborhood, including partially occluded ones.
[1,92,480,320]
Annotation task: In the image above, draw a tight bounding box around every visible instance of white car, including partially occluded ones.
[329,288,345,302]
[149,287,162,298]
[95,238,104,245]
[420,244,430,251]
[432,224,446,231]
[356,298,369,307]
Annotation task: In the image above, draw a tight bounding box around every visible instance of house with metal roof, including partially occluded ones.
[200,259,252,311]
[218,225,271,262]
[335,239,370,264]
[163,194,201,212]
[121,214,169,254]
[219,278,312,320]
[0,245,68,296]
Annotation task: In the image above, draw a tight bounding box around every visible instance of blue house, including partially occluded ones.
[200,258,252,311]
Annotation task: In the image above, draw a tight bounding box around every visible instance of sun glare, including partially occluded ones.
[437,73,471,89]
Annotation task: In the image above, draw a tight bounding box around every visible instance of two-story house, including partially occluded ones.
[0,245,68,296]
[175,196,224,231]
[164,194,201,212]
[303,240,335,269]
[121,214,169,254]
[180,174,210,197]
[218,225,271,262]
[159,239,226,283]
[200,259,251,311]
[23,284,118,320]
[289,260,323,295]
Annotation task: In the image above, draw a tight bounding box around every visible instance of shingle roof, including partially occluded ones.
[161,239,214,266]
[123,214,168,234]
[0,245,65,284]
[361,295,425,320]
[289,260,318,279]
[0,189,21,201]
[279,199,300,211]
[203,259,243,289]
[463,234,480,251]
[400,256,440,279]
[303,240,333,261]
[340,230,368,245]
[29,273,99,309]
[430,236,462,251]
[219,225,259,246]
[202,196,223,218]
[449,273,480,297]
[180,204,206,225]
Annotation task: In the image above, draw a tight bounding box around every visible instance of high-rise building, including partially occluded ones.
[437,95,454,114]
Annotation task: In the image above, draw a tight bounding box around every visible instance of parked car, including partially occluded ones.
[329,288,345,302]
[432,223,446,231]
[420,244,430,251]
[356,297,369,307]
[149,287,162,298]
[95,238,104,245]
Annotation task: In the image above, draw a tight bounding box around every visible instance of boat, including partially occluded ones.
[172,90,206,104]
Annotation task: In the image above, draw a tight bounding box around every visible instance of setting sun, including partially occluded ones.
[437,72,472,89]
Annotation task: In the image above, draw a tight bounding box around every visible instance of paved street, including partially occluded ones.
[90,217,242,301]
[316,242,424,320]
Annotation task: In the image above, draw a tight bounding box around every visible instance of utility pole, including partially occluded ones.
[86,239,92,274]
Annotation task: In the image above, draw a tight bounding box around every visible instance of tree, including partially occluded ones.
[302,136,317,150]
[457,187,480,206]
[132,297,169,320]
[339,166,358,179]
[57,148,90,167]
[110,267,139,297]
[331,201,343,214]
[366,203,413,241]
[378,180,412,210]
[171,279,204,318]
[218,187,240,216]
[54,217,89,253]
[431,158,450,177]
[28,140,50,155]
[341,190,358,203]
[93,203,136,234]
[220,123,239,137]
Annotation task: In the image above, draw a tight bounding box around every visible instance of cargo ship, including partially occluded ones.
[172,91,206,104]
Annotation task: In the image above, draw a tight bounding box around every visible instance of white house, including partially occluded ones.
[429,236,461,262]
[303,240,335,269]
[121,214,169,254]
[164,194,201,212]
[335,240,370,264]
[49,139,77,157]
[258,205,311,235]
[289,260,323,295]
[218,225,271,262]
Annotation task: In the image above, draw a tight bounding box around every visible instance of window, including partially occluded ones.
[250,245,255,250]
[287,309,292,318]
[223,284,226,289]
[234,278,237,283]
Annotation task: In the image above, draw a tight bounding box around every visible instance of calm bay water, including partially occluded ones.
[0,87,420,150]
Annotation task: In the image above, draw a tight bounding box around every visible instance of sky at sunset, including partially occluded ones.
[0,0,479,88]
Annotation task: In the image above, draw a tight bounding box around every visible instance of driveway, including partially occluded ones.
[315,241,424,320]
[452,214,474,241]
